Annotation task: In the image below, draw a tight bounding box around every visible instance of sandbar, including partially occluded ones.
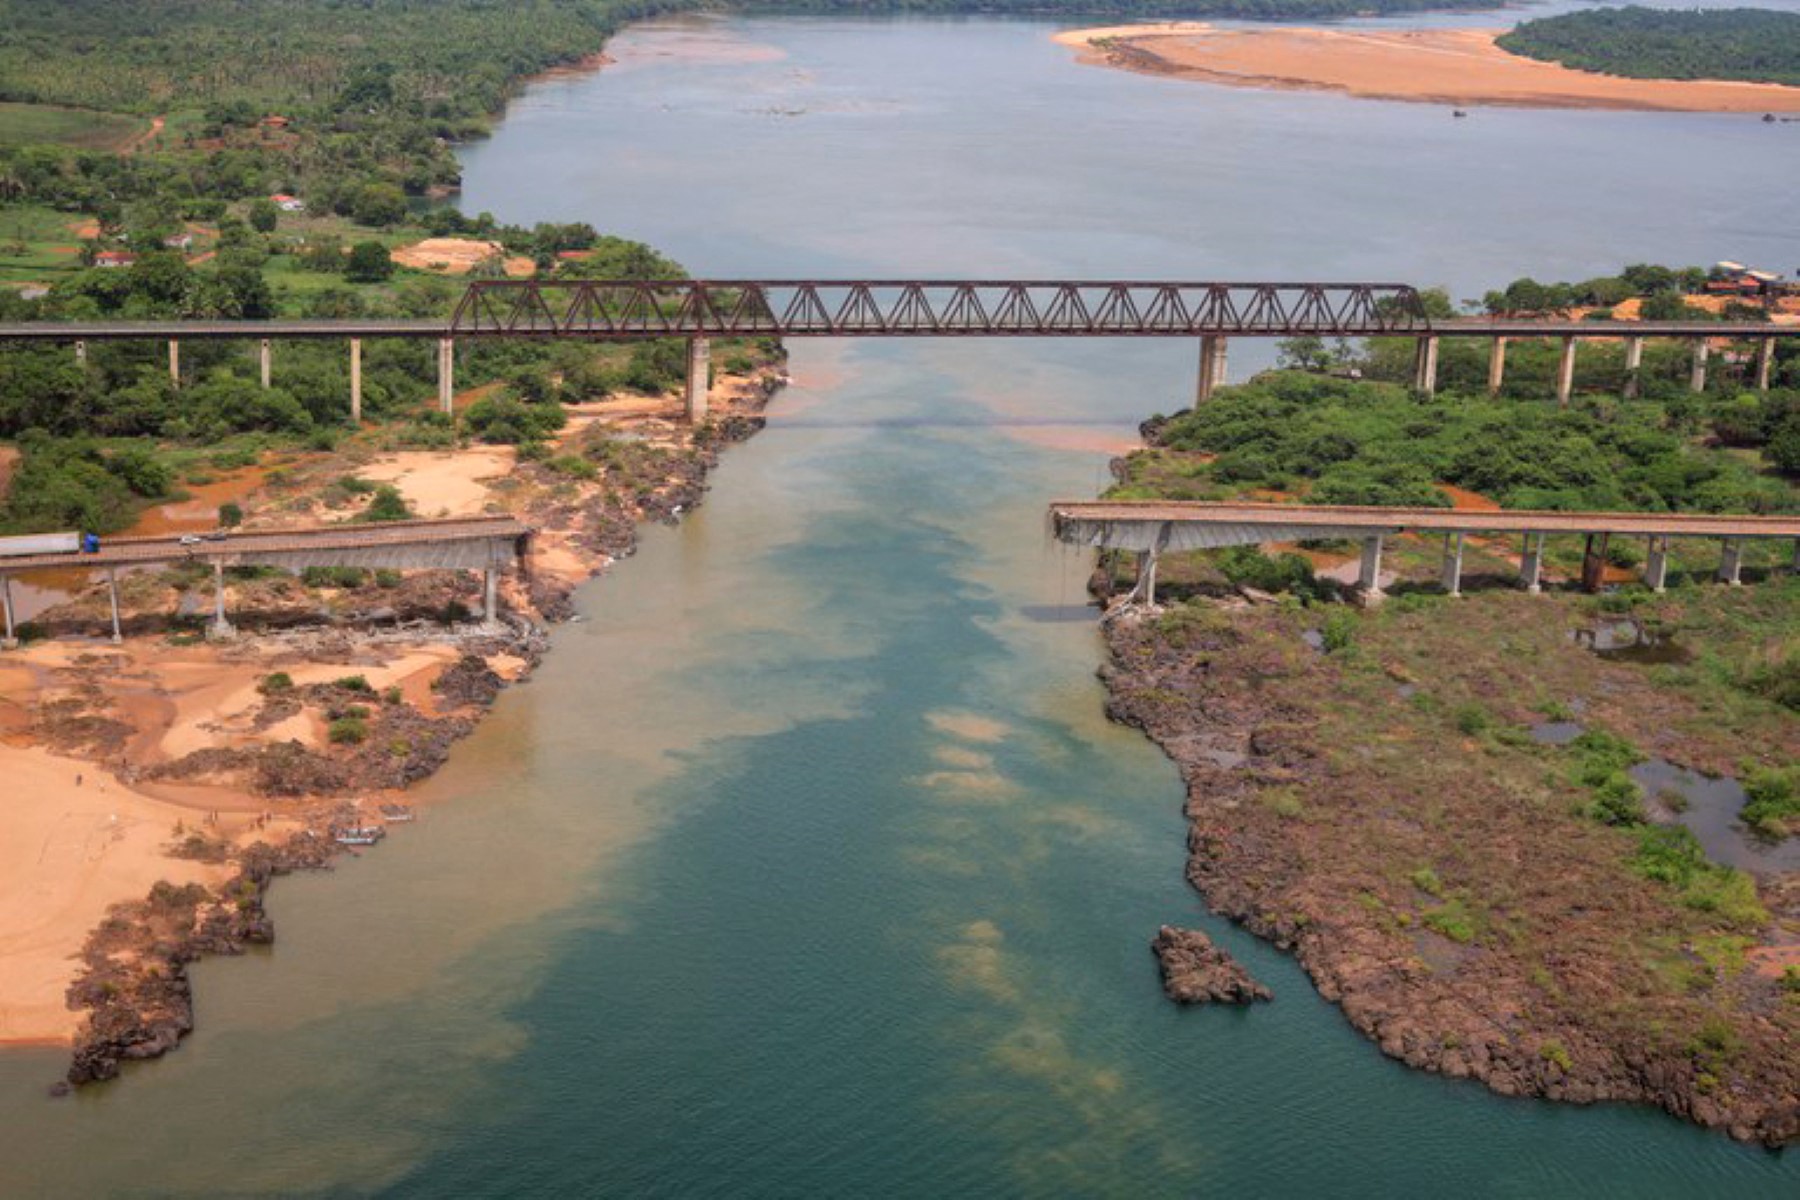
[1055,25,1800,113]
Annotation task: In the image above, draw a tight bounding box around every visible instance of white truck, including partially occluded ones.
[0,531,84,558]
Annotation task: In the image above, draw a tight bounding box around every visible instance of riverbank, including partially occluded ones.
[0,359,785,1080]
[1055,24,1800,113]
[1089,500,1800,1143]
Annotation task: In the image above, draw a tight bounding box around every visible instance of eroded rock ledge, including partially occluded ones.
[1152,925,1271,1005]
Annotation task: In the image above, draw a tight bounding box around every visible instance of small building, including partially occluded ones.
[163,232,194,250]
[93,251,136,269]
[270,193,306,213]
[260,115,290,129]
[18,285,49,301]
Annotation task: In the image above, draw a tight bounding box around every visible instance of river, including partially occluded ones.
[3,10,1799,1196]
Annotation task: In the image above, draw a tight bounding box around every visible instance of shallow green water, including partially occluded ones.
[3,12,1798,1196]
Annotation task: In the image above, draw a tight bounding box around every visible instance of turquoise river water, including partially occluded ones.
[3,10,1799,1196]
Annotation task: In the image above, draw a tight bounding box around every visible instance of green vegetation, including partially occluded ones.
[1568,729,1647,826]
[327,715,368,745]
[1741,766,1800,840]
[256,671,293,695]
[333,675,373,694]
[1630,825,1767,928]
[0,102,145,151]
[1499,8,1800,88]
[754,0,1482,15]
[358,484,413,523]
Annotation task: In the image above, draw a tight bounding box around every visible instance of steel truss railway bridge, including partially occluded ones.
[2,279,1794,421]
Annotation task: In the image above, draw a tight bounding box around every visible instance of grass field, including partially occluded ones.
[0,102,147,151]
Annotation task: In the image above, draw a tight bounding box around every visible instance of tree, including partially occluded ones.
[360,485,413,522]
[345,241,394,283]
[248,198,279,233]
[350,182,408,228]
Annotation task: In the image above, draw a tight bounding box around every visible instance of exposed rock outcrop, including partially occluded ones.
[1152,925,1271,1005]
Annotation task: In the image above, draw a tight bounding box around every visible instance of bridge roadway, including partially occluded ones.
[1049,500,1800,602]
[1,278,1794,416]
[0,515,532,646]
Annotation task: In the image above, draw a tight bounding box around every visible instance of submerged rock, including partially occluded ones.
[1152,925,1272,1005]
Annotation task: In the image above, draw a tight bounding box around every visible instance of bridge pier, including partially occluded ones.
[1519,531,1545,593]
[1555,336,1577,407]
[350,338,363,424]
[1487,337,1507,396]
[1,576,15,649]
[1757,338,1776,392]
[1413,336,1440,395]
[1196,335,1229,403]
[1622,336,1644,399]
[208,560,235,640]
[1644,536,1670,593]
[685,337,710,423]
[437,337,455,415]
[1718,537,1743,586]
[1357,535,1385,604]
[106,568,123,643]
[259,339,272,389]
[168,339,180,389]
[1440,532,1465,596]
[481,566,501,630]
[74,340,86,367]
[1690,339,1710,393]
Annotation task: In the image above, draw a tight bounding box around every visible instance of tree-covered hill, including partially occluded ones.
[1497,7,1800,88]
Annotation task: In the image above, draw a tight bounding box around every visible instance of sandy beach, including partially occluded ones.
[1055,25,1800,113]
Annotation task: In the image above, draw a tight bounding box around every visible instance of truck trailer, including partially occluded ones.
[0,531,84,558]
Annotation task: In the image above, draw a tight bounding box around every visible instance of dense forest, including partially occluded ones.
[1498,7,1800,88]
[744,0,1480,14]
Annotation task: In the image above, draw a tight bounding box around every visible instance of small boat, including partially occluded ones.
[334,825,386,846]
[1452,109,1468,119]
[378,804,415,823]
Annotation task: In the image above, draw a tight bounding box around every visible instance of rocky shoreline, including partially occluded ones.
[1099,604,1800,1147]
[31,366,785,1089]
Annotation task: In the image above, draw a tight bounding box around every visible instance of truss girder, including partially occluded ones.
[449,281,1433,338]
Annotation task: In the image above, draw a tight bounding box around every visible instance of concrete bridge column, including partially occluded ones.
[208,559,235,640]
[685,337,711,423]
[1,576,15,649]
[1756,339,1776,392]
[1555,336,1577,408]
[1717,538,1743,586]
[1196,335,1228,404]
[350,339,363,424]
[438,338,455,415]
[74,340,87,367]
[1441,532,1465,596]
[1622,336,1644,399]
[481,567,501,630]
[1580,533,1610,593]
[1487,337,1508,396]
[1413,336,1440,395]
[1357,535,1385,603]
[106,568,123,643]
[1519,531,1545,593]
[1644,536,1670,593]
[1689,339,1710,393]
[259,339,272,389]
[168,339,180,389]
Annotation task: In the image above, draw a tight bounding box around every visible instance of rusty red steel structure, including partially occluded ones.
[447,279,1433,339]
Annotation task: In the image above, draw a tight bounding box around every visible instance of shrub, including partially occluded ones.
[359,484,412,523]
[257,671,293,695]
[218,502,243,528]
[1741,767,1800,839]
[302,565,368,588]
[333,675,373,693]
[327,716,367,745]
[1216,545,1322,599]
[462,394,566,445]
[1423,899,1478,944]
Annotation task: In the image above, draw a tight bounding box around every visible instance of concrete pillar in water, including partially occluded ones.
[1644,536,1670,593]
[74,340,87,367]
[107,568,123,643]
[168,339,180,389]
[1487,337,1507,396]
[1717,538,1743,586]
[1555,336,1577,408]
[1,576,15,649]
[259,338,272,389]
[1519,531,1545,593]
[1358,535,1385,603]
[1413,336,1440,395]
[1622,336,1644,400]
[438,337,455,415]
[208,559,234,640]
[350,338,363,424]
[1441,532,1465,596]
[685,337,710,423]
[1756,339,1776,392]
[1689,339,1710,393]
[1195,335,1228,404]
